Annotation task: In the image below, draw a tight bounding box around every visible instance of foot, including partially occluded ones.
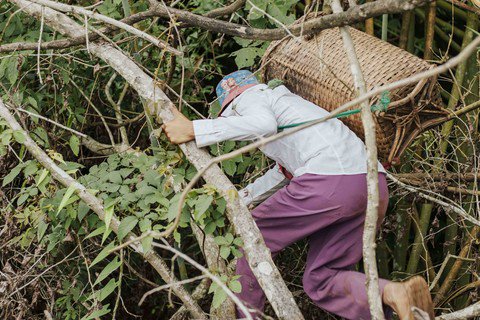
[382,276,434,320]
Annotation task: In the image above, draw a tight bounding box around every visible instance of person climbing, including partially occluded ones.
[162,70,434,320]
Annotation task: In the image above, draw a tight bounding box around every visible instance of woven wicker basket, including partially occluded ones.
[261,22,447,163]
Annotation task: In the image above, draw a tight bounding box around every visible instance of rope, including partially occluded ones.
[267,79,391,130]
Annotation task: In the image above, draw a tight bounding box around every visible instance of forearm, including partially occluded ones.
[239,164,288,206]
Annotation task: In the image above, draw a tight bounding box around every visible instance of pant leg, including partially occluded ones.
[236,174,355,318]
[302,173,391,320]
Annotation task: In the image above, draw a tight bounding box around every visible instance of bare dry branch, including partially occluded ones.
[27,0,182,55]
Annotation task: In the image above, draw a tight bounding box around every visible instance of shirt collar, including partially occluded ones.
[220,84,268,117]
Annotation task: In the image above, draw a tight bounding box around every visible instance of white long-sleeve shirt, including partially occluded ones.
[193,84,385,206]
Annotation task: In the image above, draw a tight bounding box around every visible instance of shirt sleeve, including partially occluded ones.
[192,89,277,148]
[238,163,289,206]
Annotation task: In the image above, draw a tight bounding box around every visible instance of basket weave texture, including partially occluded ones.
[261,26,447,163]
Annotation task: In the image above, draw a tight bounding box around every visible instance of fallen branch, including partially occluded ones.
[27,0,182,55]
[387,173,480,227]
[7,1,304,318]
[0,0,431,53]
[436,301,480,319]
[0,97,206,319]
[331,0,384,317]
[149,0,431,40]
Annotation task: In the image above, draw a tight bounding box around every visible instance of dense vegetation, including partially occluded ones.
[0,0,479,319]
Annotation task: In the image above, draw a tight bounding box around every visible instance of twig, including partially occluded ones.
[27,0,182,55]
[387,174,480,227]
[13,106,87,138]
[153,239,252,319]
[429,254,475,290]
[37,5,44,84]
[138,274,207,306]
[70,79,116,146]
[105,73,129,145]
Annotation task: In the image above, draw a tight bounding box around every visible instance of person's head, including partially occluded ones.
[216,70,259,115]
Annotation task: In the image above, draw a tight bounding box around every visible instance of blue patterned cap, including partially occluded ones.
[216,70,259,111]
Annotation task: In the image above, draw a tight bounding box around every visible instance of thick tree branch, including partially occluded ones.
[0,0,431,53]
[7,1,304,318]
[27,0,182,55]
[0,98,206,319]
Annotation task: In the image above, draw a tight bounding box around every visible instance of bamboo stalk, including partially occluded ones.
[424,1,437,60]
[393,200,413,274]
[407,13,415,52]
[434,227,479,305]
[365,0,375,35]
[437,0,468,20]
[440,8,478,259]
[399,11,413,49]
[406,203,433,275]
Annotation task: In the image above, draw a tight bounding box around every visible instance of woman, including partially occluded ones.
[162,70,434,320]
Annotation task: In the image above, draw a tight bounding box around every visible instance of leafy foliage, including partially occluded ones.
[1,0,479,319]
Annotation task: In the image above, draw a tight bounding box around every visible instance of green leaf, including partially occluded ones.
[103,201,115,239]
[23,161,38,176]
[117,216,138,241]
[108,171,123,184]
[2,164,22,186]
[204,221,216,234]
[90,241,115,268]
[78,201,90,222]
[80,304,111,320]
[57,185,76,215]
[93,256,121,286]
[231,47,264,68]
[37,220,48,241]
[232,247,243,258]
[7,58,19,84]
[212,286,228,309]
[69,135,80,156]
[85,225,105,240]
[214,236,228,246]
[216,198,227,214]
[222,159,236,176]
[141,234,153,253]
[220,246,231,259]
[36,168,49,186]
[13,130,25,143]
[194,194,213,220]
[228,280,242,293]
[98,279,118,301]
[225,233,234,244]
[233,237,244,246]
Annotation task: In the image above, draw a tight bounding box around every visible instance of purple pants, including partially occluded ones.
[236,173,390,320]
